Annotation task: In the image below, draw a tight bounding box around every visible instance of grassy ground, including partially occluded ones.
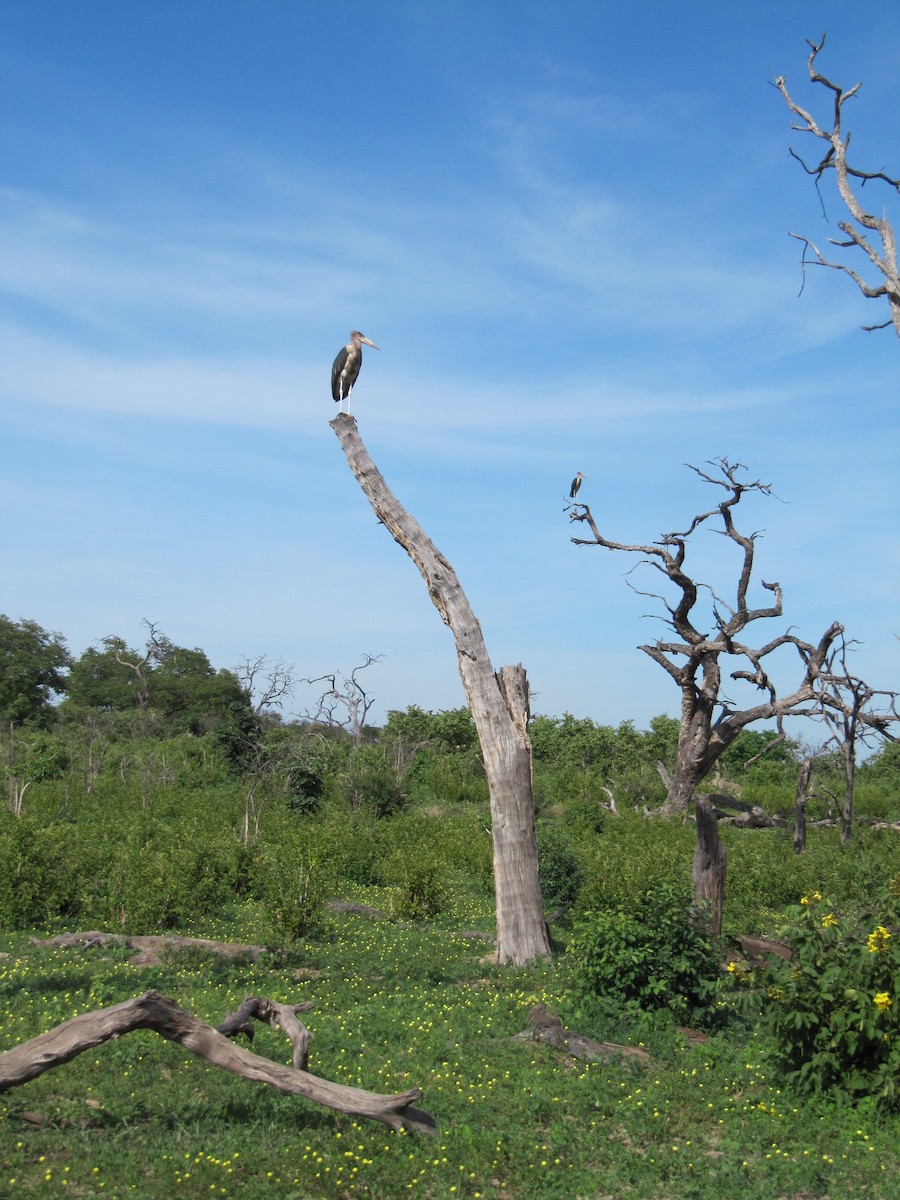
[1,891,898,1200]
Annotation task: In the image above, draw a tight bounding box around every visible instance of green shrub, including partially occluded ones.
[567,880,723,1027]
[0,817,81,926]
[344,746,404,817]
[536,820,585,911]
[744,885,900,1110]
[257,832,336,944]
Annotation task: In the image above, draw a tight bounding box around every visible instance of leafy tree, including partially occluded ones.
[2,728,70,816]
[66,627,249,736]
[149,640,246,734]
[0,615,71,727]
[65,636,152,714]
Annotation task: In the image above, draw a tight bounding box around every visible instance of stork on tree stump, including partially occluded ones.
[330,413,550,966]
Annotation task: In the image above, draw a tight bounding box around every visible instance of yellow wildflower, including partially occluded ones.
[873,992,892,1012]
[867,926,892,954]
[821,913,838,929]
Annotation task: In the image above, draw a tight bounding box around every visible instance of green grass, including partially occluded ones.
[2,896,899,1200]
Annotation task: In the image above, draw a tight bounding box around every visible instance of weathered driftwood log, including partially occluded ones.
[704,794,787,828]
[736,936,793,966]
[0,990,436,1134]
[514,1004,651,1063]
[215,997,313,1070]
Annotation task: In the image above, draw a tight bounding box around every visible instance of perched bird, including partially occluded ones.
[569,472,585,500]
[332,331,379,413]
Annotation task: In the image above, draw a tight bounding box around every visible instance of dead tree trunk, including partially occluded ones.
[331,414,550,965]
[794,756,812,853]
[692,795,725,937]
[0,990,436,1134]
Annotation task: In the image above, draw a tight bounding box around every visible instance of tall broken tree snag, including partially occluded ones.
[692,794,725,938]
[569,459,843,815]
[775,34,900,337]
[794,756,813,854]
[330,413,550,966]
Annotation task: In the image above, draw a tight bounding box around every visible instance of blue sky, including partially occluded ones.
[1,1,898,732]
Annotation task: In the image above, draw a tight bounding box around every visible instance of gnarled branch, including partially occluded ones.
[0,989,436,1134]
[775,34,899,336]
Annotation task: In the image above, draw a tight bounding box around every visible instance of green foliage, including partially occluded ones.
[744,886,900,1110]
[64,632,250,737]
[384,705,487,806]
[344,744,404,816]
[1,728,71,813]
[0,614,71,727]
[0,817,81,924]
[257,831,336,943]
[536,819,585,910]
[375,810,449,920]
[567,881,723,1026]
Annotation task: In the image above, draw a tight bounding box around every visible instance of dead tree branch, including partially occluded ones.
[775,34,900,335]
[301,654,383,743]
[807,632,899,843]
[0,990,436,1134]
[570,458,843,815]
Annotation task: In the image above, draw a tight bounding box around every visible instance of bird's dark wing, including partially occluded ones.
[331,347,349,401]
[569,476,580,498]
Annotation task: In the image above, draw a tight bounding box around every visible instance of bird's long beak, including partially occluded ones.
[359,336,379,350]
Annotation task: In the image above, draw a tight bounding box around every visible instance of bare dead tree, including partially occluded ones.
[569,458,843,816]
[794,755,814,854]
[692,794,726,937]
[813,633,899,844]
[775,34,900,336]
[331,413,550,966]
[228,656,298,845]
[301,654,382,744]
[235,654,295,718]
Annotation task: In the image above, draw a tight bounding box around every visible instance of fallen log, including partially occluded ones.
[0,989,436,1135]
[30,931,268,966]
[514,1004,651,1063]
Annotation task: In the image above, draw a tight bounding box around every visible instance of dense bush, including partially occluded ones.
[566,880,723,1027]
[536,819,585,911]
[741,885,900,1110]
[256,828,338,943]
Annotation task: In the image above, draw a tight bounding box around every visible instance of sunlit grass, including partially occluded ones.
[1,895,899,1199]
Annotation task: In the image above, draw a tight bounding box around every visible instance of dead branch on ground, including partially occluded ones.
[0,989,436,1134]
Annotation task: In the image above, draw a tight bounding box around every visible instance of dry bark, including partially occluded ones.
[515,1005,651,1063]
[776,35,900,337]
[692,795,725,937]
[330,413,549,966]
[794,757,813,853]
[30,931,267,967]
[0,990,436,1134]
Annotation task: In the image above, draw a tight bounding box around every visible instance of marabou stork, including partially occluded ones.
[332,331,379,413]
[569,472,585,500]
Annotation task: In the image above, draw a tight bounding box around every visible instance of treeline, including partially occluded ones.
[1,614,897,939]
[2,612,897,820]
